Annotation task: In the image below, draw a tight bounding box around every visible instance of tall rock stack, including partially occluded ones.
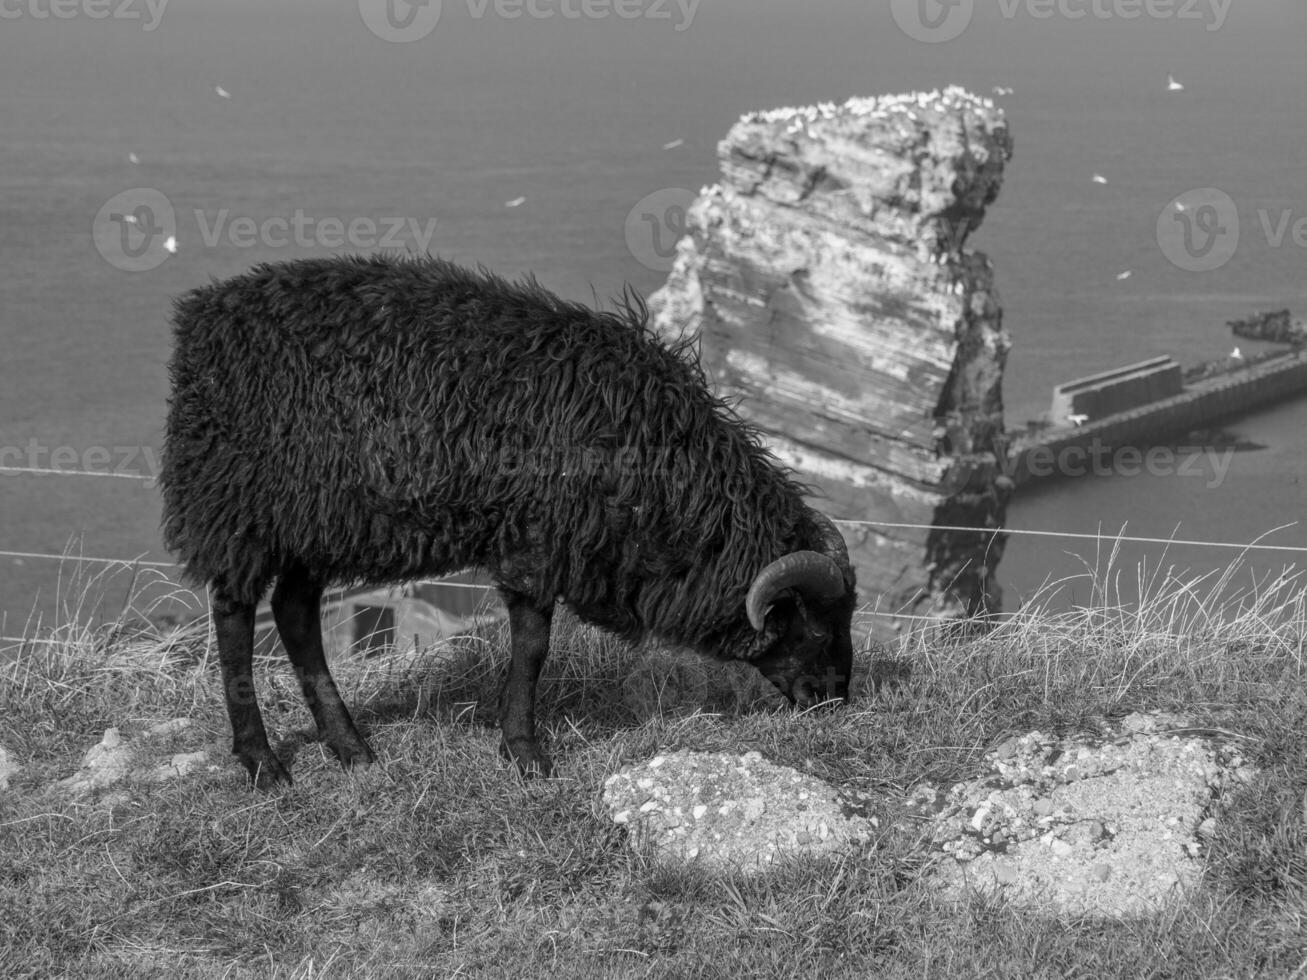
[648,87,1014,637]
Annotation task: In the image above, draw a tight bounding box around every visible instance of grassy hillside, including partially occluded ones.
[1,558,1305,979]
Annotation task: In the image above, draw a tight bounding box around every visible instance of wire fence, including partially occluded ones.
[0,465,154,482]
[3,520,1305,573]
[3,463,1305,646]
[836,519,1307,555]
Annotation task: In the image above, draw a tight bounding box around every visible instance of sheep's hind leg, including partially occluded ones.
[212,583,291,788]
[272,564,377,772]
[498,591,554,777]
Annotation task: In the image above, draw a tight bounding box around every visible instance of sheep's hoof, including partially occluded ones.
[241,750,292,790]
[331,737,378,772]
[500,737,553,779]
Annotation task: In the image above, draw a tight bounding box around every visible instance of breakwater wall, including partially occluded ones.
[1007,348,1307,485]
[1049,356,1182,424]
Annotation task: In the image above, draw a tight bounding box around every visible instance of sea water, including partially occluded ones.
[1,0,1305,629]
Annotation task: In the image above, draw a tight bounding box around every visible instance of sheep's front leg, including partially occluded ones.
[498,591,554,777]
[212,583,291,788]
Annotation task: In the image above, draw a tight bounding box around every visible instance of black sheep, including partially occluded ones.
[161,254,856,787]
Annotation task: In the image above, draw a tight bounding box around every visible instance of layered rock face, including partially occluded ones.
[649,87,1013,636]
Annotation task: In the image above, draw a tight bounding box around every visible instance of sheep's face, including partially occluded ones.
[751,593,854,708]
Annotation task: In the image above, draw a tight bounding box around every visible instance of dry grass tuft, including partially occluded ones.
[2,552,1306,977]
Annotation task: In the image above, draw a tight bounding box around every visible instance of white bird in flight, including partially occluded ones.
[662,138,684,150]
[1230,346,1243,359]
[505,197,526,208]
[1092,174,1108,185]
[215,85,232,99]
[128,151,140,164]
[1168,74,1184,92]
[163,235,178,254]
[1067,413,1089,427]
[1117,270,1133,281]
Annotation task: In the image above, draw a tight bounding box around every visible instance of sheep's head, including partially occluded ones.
[746,513,856,708]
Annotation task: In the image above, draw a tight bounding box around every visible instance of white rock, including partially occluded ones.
[147,750,210,783]
[0,744,18,792]
[601,749,873,871]
[146,718,194,739]
[54,730,136,797]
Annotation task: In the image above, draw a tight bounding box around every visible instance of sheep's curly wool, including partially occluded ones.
[161,254,823,657]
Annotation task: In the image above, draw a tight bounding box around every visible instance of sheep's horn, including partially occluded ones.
[746,551,847,631]
[809,509,851,571]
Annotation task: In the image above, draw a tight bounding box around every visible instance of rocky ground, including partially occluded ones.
[909,711,1254,916]
[3,706,1256,920]
[1,719,216,805]
[597,711,1256,919]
